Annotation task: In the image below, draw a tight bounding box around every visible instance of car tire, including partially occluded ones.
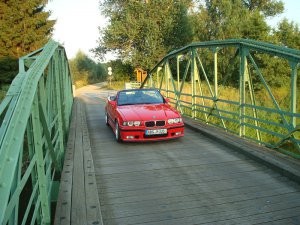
[105,112,109,126]
[115,121,121,142]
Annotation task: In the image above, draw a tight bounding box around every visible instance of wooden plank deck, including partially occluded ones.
[56,85,300,225]
[54,98,103,225]
[84,89,300,225]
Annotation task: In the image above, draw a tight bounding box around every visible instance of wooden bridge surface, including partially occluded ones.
[55,85,300,225]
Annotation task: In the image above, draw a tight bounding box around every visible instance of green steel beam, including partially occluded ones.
[0,40,73,224]
[142,38,300,157]
[290,61,298,127]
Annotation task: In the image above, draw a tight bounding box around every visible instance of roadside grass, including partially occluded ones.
[106,81,127,90]
[157,81,299,157]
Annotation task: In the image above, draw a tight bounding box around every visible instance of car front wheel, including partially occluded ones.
[105,112,109,126]
[115,121,121,142]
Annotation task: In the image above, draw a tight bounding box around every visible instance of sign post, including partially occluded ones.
[108,67,112,86]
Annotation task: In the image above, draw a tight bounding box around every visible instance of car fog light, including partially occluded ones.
[175,132,181,135]
[126,136,134,139]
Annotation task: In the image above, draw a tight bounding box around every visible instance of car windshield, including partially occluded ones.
[117,89,164,106]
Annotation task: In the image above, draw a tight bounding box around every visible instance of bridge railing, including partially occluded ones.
[142,39,300,158]
[0,40,73,225]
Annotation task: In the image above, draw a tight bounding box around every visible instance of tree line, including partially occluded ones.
[0,0,54,84]
[1,0,300,89]
[0,0,106,89]
[94,0,300,87]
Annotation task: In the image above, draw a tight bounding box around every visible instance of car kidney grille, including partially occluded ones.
[145,120,165,127]
[156,120,165,126]
[145,121,155,127]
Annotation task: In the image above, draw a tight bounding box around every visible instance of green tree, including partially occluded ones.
[254,19,300,88]
[191,0,282,42]
[0,0,55,58]
[108,59,134,82]
[93,0,193,70]
[189,0,284,87]
[0,0,55,84]
[242,0,284,17]
[70,51,107,87]
[273,18,300,49]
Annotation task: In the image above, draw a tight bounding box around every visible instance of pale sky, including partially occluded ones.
[45,0,106,61]
[45,0,300,62]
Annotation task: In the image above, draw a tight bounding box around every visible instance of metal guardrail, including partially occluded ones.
[0,40,73,225]
[142,39,300,158]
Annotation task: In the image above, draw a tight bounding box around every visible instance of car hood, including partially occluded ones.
[118,104,180,121]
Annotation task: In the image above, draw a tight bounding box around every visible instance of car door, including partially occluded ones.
[107,95,117,122]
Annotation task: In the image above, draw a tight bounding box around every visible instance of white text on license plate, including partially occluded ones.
[145,129,167,135]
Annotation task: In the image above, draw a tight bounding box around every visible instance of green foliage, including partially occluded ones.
[272,19,300,49]
[0,0,55,84]
[107,59,134,82]
[188,0,298,90]
[191,0,276,42]
[242,0,284,17]
[0,0,55,58]
[69,51,107,87]
[0,57,18,84]
[94,0,193,70]
[0,84,10,102]
[95,0,299,91]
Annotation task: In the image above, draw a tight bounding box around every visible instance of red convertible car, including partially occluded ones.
[105,88,184,142]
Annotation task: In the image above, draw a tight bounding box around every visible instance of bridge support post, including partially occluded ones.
[177,55,181,91]
[213,48,218,99]
[290,61,298,128]
[54,52,66,167]
[165,61,170,98]
[32,93,51,225]
[239,47,248,137]
[191,49,195,118]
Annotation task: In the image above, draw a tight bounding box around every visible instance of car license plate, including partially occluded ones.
[145,129,167,135]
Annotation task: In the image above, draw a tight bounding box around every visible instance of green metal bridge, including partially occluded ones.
[0,39,299,225]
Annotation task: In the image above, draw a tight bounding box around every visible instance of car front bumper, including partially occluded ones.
[119,125,184,142]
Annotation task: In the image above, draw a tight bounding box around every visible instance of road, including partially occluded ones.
[79,85,300,225]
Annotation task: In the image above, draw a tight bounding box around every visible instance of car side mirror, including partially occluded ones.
[108,95,116,101]
[108,96,117,106]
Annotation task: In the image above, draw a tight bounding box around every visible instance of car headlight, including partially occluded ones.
[133,121,141,126]
[123,121,141,126]
[168,118,182,124]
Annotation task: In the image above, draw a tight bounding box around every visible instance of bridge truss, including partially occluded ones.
[0,40,73,225]
[142,39,300,158]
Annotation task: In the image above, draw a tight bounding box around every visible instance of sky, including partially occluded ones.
[45,0,300,62]
[45,0,106,61]
[268,1,300,27]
